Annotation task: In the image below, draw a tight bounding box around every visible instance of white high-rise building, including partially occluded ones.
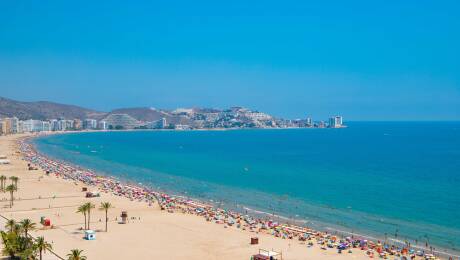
[23,119,44,132]
[159,118,167,129]
[58,120,66,131]
[17,121,24,134]
[11,117,19,133]
[329,116,343,128]
[336,116,343,126]
[65,120,74,130]
[50,120,59,131]
[42,121,51,132]
[98,121,107,130]
[84,119,97,129]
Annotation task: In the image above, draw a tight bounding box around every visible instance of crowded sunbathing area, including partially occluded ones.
[0,133,452,259]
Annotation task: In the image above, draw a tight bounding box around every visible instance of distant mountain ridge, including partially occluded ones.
[0,97,106,120]
[0,97,256,124]
[0,96,337,129]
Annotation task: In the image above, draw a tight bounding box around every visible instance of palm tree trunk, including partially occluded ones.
[84,213,87,230]
[88,210,91,229]
[105,210,108,232]
[40,249,43,260]
[10,191,13,207]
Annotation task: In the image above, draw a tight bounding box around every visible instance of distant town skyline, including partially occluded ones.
[0,104,345,135]
[0,1,459,120]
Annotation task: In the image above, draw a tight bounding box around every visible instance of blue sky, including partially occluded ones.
[0,1,459,120]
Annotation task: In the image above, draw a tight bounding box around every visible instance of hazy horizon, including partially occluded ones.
[1,1,459,121]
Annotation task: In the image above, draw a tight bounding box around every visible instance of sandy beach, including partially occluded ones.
[0,133,432,260]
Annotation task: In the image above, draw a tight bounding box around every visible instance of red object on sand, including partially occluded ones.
[252,254,269,260]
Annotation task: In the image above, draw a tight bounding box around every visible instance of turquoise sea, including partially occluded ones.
[34,122,460,254]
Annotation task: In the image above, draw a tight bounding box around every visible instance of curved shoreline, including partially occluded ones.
[24,131,458,259]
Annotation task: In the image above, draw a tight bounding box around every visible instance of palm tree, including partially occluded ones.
[5,184,16,207]
[77,204,88,230]
[1,220,41,259]
[1,230,19,258]
[13,223,22,234]
[5,219,16,233]
[19,244,37,260]
[67,249,87,260]
[19,247,36,260]
[20,219,36,238]
[99,202,113,232]
[84,202,95,230]
[0,175,6,191]
[35,236,52,260]
[9,176,19,190]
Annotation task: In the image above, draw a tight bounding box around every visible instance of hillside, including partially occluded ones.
[0,97,106,120]
[109,107,170,122]
[0,97,287,129]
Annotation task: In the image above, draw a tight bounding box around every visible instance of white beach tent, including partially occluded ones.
[0,159,10,165]
[258,249,283,260]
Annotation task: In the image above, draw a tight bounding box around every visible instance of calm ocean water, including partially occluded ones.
[34,122,460,253]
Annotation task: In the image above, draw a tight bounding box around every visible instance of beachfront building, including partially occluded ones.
[103,113,141,129]
[42,121,51,132]
[56,120,64,131]
[57,120,66,131]
[3,119,53,133]
[158,117,167,129]
[146,117,169,129]
[56,119,74,131]
[16,120,24,134]
[10,117,19,133]
[73,119,82,130]
[50,120,59,131]
[336,116,343,126]
[23,119,42,132]
[83,119,98,129]
[98,120,107,130]
[328,116,343,128]
[22,120,32,132]
[329,117,336,128]
[65,120,74,130]
[1,118,12,135]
